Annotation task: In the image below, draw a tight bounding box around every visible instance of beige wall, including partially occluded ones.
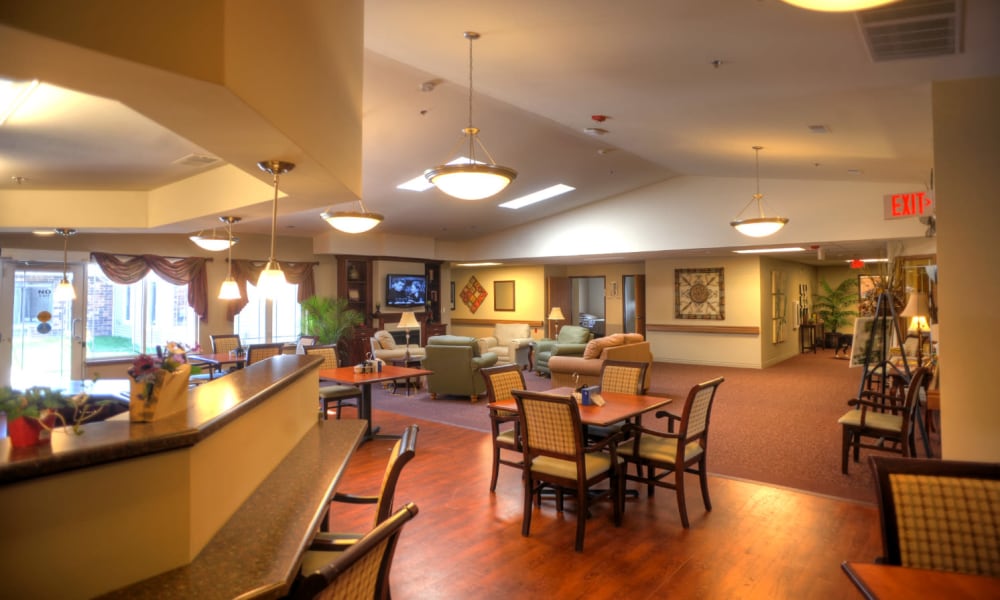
[449,265,546,339]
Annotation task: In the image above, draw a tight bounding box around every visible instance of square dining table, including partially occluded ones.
[487,386,672,427]
[318,364,433,442]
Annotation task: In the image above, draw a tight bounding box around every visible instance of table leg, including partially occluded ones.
[358,383,401,443]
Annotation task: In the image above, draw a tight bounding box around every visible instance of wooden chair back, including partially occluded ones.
[211,334,241,355]
[600,360,648,394]
[290,503,419,600]
[372,425,420,527]
[481,363,526,405]
[246,342,284,365]
[305,344,340,370]
[869,456,1000,576]
[675,376,725,443]
[513,390,584,464]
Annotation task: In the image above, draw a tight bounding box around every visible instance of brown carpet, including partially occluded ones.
[369,351,939,504]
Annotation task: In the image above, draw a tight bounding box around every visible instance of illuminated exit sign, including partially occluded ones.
[884,191,934,219]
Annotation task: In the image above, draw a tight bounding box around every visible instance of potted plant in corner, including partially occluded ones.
[813,278,859,352]
[300,295,364,364]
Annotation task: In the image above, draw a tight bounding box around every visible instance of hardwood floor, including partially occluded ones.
[326,410,883,599]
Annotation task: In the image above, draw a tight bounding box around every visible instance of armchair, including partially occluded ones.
[533,325,593,376]
[477,323,533,370]
[422,335,499,402]
[369,329,425,362]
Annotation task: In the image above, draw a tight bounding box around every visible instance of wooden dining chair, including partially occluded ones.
[290,502,419,600]
[618,376,724,528]
[838,367,930,474]
[512,389,623,552]
[306,344,362,420]
[210,334,242,355]
[869,456,1000,577]
[586,360,650,442]
[480,363,526,492]
[245,342,284,365]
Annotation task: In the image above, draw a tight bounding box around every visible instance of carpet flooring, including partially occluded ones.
[368,350,939,504]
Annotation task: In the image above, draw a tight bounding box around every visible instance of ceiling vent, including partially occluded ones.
[173,153,222,167]
[857,0,963,62]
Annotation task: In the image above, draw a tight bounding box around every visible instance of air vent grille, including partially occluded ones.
[857,0,963,62]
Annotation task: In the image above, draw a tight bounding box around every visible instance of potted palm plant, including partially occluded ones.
[813,278,859,349]
[300,296,364,363]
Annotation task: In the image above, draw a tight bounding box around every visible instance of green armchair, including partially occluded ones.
[533,325,594,376]
[422,335,499,402]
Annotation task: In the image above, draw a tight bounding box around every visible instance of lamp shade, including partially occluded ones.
[730,217,788,237]
[53,278,76,302]
[322,210,384,233]
[424,163,517,201]
[548,307,565,321]
[256,260,286,298]
[218,277,241,300]
[397,311,420,329]
[190,232,236,251]
[900,292,929,318]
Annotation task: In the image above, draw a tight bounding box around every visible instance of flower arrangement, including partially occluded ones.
[127,342,200,422]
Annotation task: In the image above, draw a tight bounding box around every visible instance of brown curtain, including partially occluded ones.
[225,259,316,321]
[91,252,209,321]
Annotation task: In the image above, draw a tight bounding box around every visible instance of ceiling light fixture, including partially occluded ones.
[53,228,77,302]
[218,216,242,300]
[321,199,384,234]
[780,0,900,11]
[190,223,238,251]
[499,184,575,210]
[423,32,517,201]
[730,146,788,238]
[256,160,294,299]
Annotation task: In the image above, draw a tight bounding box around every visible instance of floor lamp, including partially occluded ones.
[398,311,420,361]
[548,307,565,338]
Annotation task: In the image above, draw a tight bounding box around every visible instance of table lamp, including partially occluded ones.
[548,306,565,338]
[397,311,420,360]
[901,291,930,364]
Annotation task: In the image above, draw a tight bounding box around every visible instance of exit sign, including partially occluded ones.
[884,191,934,219]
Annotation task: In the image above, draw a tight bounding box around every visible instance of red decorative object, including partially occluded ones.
[849,259,865,269]
[460,276,488,314]
[7,416,44,448]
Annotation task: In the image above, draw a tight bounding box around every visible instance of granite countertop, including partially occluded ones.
[0,354,322,485]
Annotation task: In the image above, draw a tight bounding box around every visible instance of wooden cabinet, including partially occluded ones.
[425,263,442,323]
[338,257,372,327]
[424,322,447,345]
[344,325,374,366]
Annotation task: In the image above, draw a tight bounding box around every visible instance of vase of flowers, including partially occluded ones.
[127,343,195,422]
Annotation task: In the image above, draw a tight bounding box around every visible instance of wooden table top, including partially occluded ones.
[841,561,1000,599]
[189,352,245,365]
[318,364,433,386]
[489,387,672,427]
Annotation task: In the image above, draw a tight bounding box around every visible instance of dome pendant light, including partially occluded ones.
[321,198,384,233]
[53,228,77,302]
[730,146,788,238]
[424,31,517,201]
[256,160,294,298]
[218,216,242,300]
[780,0,901,12]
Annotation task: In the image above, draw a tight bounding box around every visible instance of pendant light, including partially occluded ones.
[730,146,788,238]
[218,216,242,300]
[423,31,517,201]
[53,227,77,302]
[780,0,900,11]
[321,198,384,233]
[190,224,236,251]
[256,160,294,298]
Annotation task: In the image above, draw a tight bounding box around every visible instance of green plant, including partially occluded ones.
[300,296,364,346]
[0,386,68,420]
[813,278,859,334]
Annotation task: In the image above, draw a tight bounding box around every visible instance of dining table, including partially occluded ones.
[318,364,433,442]
[841,561,1000,599]
[188,352,246,375]
[487,386,673,427]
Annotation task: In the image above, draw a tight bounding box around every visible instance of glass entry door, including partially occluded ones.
[0,260,87,389]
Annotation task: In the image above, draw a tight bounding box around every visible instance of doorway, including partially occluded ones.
[571,276,606,337]
[0,259,87,388]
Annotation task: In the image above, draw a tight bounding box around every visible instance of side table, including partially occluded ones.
[389,357,423,395]
[799,324,818,353]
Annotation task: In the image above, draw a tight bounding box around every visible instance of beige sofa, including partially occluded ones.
[477,323,533,370]
[548,333,652,391]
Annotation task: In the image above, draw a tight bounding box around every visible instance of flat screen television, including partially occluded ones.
[385,274,427,308]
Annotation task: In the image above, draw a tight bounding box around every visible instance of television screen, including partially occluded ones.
[386,274,427,307]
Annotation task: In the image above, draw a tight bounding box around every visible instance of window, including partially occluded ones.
[234,281,301,344]
[86,264,198,358]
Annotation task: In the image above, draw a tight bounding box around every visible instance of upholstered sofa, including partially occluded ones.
[421,335,499,402]
[476,323,533,370]
[532,325,594,376]
[369,329,425,362]
[548,333,653,390]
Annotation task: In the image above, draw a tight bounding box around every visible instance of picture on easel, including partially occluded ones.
[850,317,885,368]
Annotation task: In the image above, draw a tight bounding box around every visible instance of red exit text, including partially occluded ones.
[883,191,934,220]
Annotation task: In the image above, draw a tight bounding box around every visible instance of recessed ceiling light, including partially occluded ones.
[733,247,805,254]
[397,157,482,191]
[454,262,502,267]
[499,184,575,210]
[844,258,888,264]
[32,230,56,236]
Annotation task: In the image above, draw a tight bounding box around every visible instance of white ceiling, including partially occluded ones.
[1,0,997,263]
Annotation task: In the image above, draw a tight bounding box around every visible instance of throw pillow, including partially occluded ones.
[374,330,396,350]
[583,336,621,359]
[623,333,645,344]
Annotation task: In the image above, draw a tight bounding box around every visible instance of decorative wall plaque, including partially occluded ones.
[675,268,724,320]
[460,275,488,313]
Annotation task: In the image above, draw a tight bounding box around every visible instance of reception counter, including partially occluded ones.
[0,355,366,599]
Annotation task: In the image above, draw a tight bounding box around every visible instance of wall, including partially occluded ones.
[448,265,546,340]
[759,257,815,367]
[564,262,644,335]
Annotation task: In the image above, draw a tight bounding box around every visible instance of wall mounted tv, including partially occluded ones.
[385,274,427,308]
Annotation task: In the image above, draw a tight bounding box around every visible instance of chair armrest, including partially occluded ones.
[472,352,499,369]
[509,337,533,349]
[534,339,556,353]
[585,430,624,453]
[308,532,362,552]
[552,343,588,356]
[654,409,681,432]
[331,492,377,505]
[478,336,499,354]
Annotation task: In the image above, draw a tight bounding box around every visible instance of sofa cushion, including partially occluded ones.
[623,333,645,344]
[494,323,530,346]
[374,330,396,350]
[556,325,592,344]
[583,335,623,359]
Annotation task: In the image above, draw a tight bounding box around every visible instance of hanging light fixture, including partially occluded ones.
[53,228,77,302]
[780,0,900,12]
[256,159,295,298]
[321,198,384,233]
[218,216,242,300]
[423,31,517,201]
[189,222,237,251]
[730,146,789,238]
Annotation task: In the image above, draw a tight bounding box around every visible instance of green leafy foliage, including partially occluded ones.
[0,387,68,420]
[300,296,364,345]
[813,278,859,333]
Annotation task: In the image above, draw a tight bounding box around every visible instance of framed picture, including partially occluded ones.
[675,267,724,320]
[494,280,515,311]
[449,281,456,311]
[850,316,889,368]
[347,287,360,302]
[858,275,883,317]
